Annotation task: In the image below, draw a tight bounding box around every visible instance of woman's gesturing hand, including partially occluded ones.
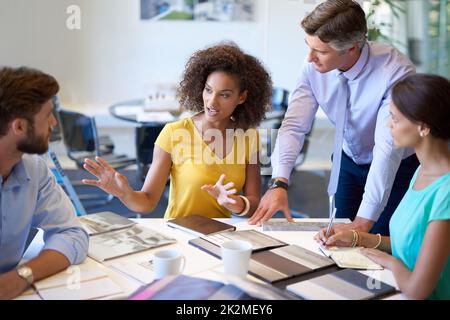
[201,174,237,207]
[82,156,132,199]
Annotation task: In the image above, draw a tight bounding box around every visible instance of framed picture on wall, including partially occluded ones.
[140,0,255,22]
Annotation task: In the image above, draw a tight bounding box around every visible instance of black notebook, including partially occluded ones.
[287,268,397,300]
[166,215,236,237]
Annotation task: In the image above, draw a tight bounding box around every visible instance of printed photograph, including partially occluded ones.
[79,211,136,236]
[89,225,177,261]
[140,0,255,22]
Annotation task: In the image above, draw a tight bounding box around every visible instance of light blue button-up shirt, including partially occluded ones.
[0,154,89,273]
[272,41,416,222]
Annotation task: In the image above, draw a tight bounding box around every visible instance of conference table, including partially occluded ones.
[16,217,404,300]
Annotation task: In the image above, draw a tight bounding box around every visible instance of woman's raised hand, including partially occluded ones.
[201,174,237,207]
[82,156,132,199]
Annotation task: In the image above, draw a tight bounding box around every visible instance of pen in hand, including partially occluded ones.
[325,207,337,239]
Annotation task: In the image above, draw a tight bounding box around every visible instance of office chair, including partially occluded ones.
[260,87,291,177]
[269,87,314,170]
[57,109,136,170]
[271,87,290,111]
[135,124,165,180]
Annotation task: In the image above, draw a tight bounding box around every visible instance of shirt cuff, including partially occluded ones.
[42,230,89,265]
[356,200,384,222]
[271,165,293,182]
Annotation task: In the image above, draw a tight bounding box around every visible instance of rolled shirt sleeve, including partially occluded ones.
[271,62,319,181]
[31,157,89,264]
[356,63,416,221]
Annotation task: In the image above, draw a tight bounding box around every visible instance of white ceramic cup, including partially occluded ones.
[220,240,253,278]
[153,249,186,280]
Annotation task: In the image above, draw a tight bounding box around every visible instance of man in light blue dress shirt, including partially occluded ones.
[0,67,89,299]
[250,0,419,235]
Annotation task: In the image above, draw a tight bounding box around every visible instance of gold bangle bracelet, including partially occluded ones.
[351,230,357,247]
[233,195,250,217]
[355,230,361,247]
[372,233,382,249]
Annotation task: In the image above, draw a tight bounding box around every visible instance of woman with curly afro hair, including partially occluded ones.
[82,43,273,219]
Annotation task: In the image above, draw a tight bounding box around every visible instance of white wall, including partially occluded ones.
[0,0,318,115]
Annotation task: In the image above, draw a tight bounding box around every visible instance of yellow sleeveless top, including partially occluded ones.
[155,117,259,219]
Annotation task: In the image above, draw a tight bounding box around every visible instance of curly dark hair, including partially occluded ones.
[177,42,272,130]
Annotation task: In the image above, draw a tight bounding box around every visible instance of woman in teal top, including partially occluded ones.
[315,74,450,299]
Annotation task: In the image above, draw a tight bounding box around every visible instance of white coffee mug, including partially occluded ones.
[220,240,252,278]
[153,249,186,280]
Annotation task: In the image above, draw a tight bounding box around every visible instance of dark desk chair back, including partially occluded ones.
[135,124,164,180]
[272,87,290,111]
[269,87,314,168]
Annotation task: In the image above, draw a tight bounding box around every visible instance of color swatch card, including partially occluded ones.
[249,244,335,283]
[287,268,396,300]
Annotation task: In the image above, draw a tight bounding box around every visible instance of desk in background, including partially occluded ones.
[17,218,404,300]
[109,98,285,125]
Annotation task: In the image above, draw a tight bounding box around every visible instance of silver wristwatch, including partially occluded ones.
[16,265,34,286]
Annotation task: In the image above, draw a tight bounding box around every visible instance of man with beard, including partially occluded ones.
[0,67,89,299]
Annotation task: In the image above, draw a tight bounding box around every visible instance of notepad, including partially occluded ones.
[319,246,383,270]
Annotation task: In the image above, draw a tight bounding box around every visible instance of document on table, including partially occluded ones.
[107,259,155,284]
[38,277,123,300]
[319,246,383,270]
[33,260,123,300]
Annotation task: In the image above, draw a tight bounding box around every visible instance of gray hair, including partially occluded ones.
[328,32,367,52]
[301,0,368,53]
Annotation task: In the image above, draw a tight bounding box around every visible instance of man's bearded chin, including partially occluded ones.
[17,129,50,155]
